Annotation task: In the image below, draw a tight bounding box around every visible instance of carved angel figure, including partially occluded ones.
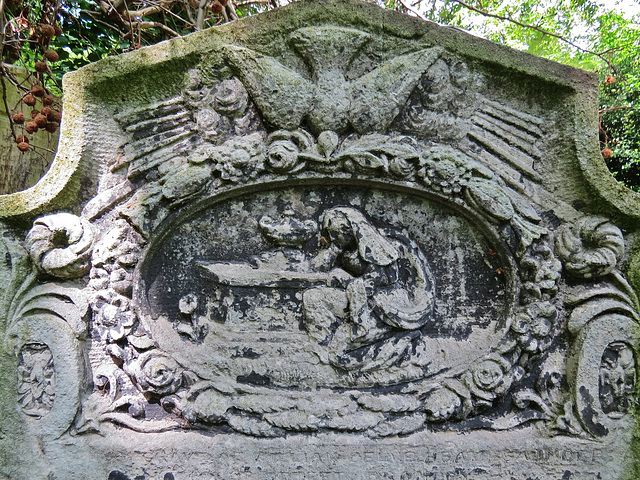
[303,207,435,371]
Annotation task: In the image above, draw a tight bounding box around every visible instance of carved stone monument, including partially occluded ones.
[1,1,639,478]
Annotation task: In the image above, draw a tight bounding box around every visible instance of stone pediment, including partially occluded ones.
[1,1,639,479]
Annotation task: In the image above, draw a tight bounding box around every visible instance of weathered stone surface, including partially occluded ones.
[1,0,640,478]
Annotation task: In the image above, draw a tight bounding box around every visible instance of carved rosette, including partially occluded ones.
[556,217,625,279]
[26,213,95,279]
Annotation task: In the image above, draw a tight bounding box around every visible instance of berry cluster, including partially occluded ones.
[4,1,63,153]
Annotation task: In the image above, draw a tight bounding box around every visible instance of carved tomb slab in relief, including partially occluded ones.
[1,1,639,479]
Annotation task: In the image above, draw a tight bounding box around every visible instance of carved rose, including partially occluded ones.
[98,299,137,343]
[418,146,475,195]
[267,140,299,172]
[472,359,504,390]
[206,133,266,181]
[463,355,520,401]
[265,130,316,173]
[135,351,183,395]
[26,213,94,279]
[555,217,624,278]
[422,387,462,422]
[212,78,249,118]
[511,302,556,353]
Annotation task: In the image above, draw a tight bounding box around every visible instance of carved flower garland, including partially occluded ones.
[89,221,143,345]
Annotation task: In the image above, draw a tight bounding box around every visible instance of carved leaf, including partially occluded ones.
[323,411,385,431]
[233,394,297,414]
[566,281,639,334]
[465,178,515,221]
[357,394,421,413]
[340,150,389,173]
[369,412,426,437]
[12,283,89,336]
[264,411,321,431]
[227,414,282,437]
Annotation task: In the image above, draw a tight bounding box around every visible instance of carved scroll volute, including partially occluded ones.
[1,214,93,439]
[557,217,640,436]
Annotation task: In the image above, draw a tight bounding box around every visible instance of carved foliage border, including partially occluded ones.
[79,116,567,435]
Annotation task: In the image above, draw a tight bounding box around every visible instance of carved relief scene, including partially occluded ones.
[1,1,639,478]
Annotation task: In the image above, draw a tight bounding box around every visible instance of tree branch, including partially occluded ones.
[235,0,270,7]
[397,0,427,21]
[0,74,16,139]
[80,10,128,38]
[133,20,181,37]
[121,1,175,21]
[449,0,613,65]
[226,0,239,21]
[600,106,630,116]
[196,0,207,30]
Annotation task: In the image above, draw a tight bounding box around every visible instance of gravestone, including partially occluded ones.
[1,1,639,478]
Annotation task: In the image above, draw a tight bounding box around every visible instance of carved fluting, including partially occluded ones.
[25,213,94,279]
[17,343,55,417]
[556,217,625,278]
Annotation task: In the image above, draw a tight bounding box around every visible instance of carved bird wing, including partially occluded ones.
[113,96,200,179]
[349,47,442,134]
[224,45,314,131]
